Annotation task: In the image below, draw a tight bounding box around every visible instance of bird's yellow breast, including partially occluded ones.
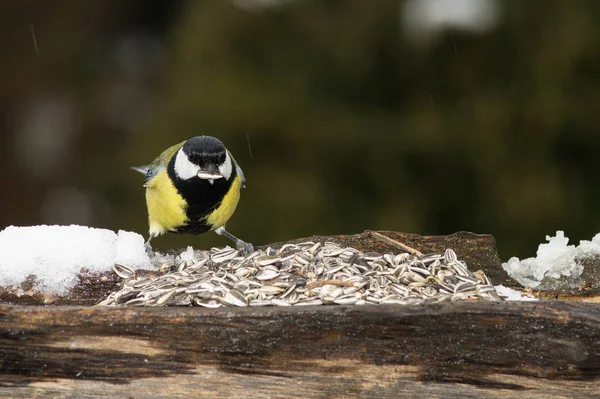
[145,170,188,236]
[206,173,242,229]
[145,170,243,237]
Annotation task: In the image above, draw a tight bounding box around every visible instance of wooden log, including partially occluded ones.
[1,302,600,398]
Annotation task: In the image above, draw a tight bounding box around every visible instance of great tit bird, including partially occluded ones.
[133,136,253,252]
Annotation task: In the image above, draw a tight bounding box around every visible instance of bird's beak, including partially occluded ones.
[197,170,223,180]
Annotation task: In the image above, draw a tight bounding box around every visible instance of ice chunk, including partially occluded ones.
[179,246,197,263]
[150,245,211,271]
[502,231,600,290]
[0,225,151,295]
[493,285,538,301]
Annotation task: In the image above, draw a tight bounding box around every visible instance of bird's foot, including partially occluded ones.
[214,226,253,253]
[144,241,154,258]
[236,240,255,253]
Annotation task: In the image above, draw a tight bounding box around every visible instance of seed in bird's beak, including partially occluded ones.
[197,171,224,180]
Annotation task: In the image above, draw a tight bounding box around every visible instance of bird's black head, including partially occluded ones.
[173,136,233,181]
[182,136,227,166]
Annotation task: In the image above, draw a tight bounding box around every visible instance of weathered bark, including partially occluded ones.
[0,270,121,307]
[1,302,600,398]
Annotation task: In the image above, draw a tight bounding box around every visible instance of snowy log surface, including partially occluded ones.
[2,302,600,398]
[0,230,512,306]
[3,231,600,397]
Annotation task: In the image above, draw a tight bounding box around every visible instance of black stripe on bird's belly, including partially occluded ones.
[167,157,236,235]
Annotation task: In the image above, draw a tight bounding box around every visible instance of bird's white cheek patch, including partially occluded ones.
[174,149,200,180]
[219,151,233,180]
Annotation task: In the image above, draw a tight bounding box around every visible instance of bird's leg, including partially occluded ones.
[214,226,254,253]
[144,234,155,257]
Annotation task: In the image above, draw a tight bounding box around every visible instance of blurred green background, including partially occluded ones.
[2,0,599,259]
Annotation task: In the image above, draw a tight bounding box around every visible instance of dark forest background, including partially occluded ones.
[1,0,599,259]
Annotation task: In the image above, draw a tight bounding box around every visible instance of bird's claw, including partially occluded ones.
[236,241,255,253]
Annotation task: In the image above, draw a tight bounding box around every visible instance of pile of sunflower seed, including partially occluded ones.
[97,241,502,307]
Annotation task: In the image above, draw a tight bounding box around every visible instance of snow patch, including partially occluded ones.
[502,231,600,290]
[0,225,151,294]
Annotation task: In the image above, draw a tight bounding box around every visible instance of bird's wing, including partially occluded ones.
[229,151,247,188]
[237,164,247,188]
[138,140,186,187]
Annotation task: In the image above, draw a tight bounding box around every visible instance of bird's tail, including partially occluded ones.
[130,165,150,175]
